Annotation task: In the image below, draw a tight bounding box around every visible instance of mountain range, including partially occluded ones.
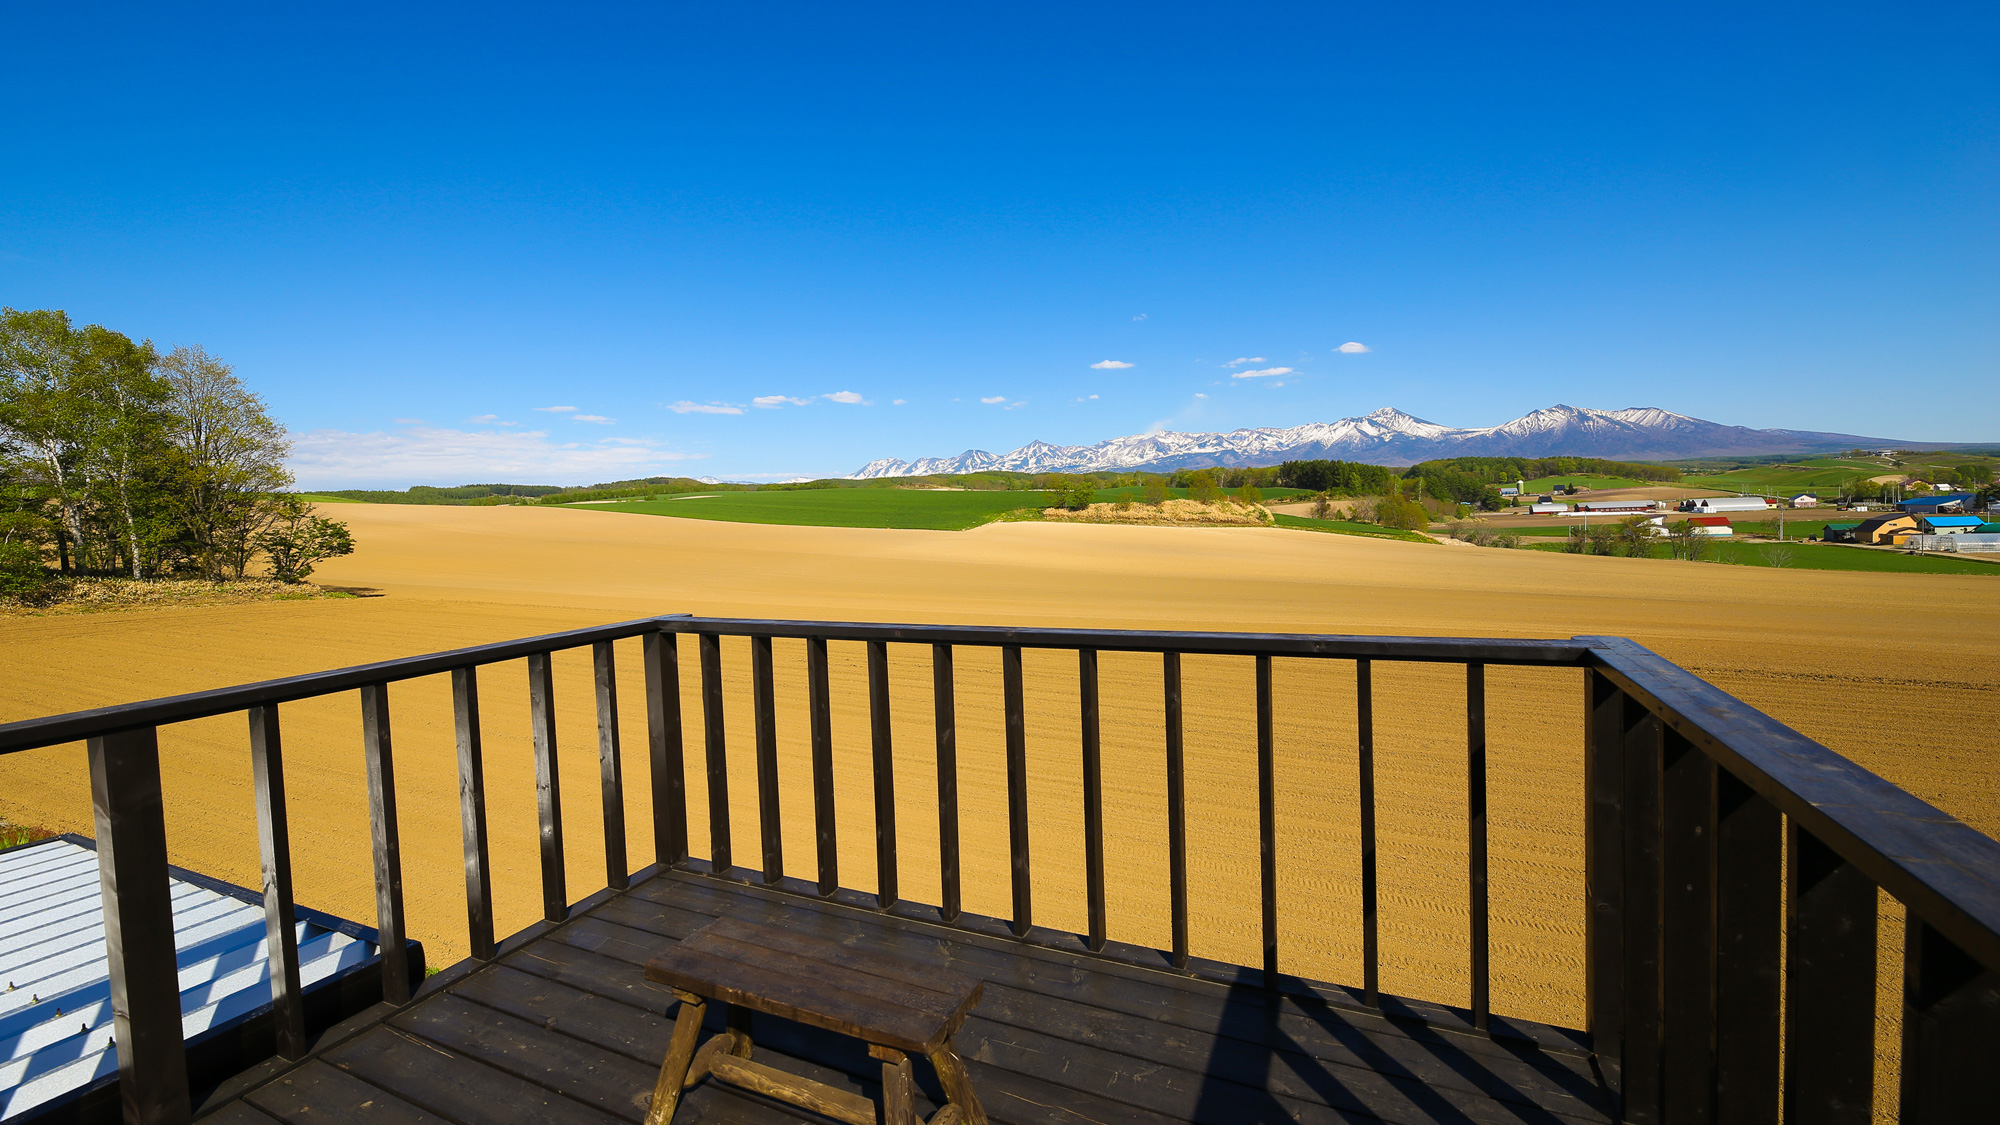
[850,405,1903,477]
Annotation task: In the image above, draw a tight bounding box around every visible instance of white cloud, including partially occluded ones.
[469,414,500,423]
[666,401,746,415]
[572,414,614,424]
[1090,360,1134,370]
[1231,366,1294,379]
[823,391,866,404]
[1004,401,1027,410]
[892,399,907,405]
[1132,313,1147,321]
[981,396,1007,404]
[1336,342,1371,354]
[1222,357,1267,368]
[393,418,424,425]
[752,395,812,409]
[535,405,577,413]
[287,425,702,488]
[1194,393,1208,398]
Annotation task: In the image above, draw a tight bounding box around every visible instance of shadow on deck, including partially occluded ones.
[195,868,1612,1125]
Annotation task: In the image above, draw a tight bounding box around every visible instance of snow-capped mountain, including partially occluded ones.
[850,405,1895,477]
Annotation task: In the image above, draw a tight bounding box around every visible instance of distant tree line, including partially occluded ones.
[0,308,350,592]
[1410,456,1682,484]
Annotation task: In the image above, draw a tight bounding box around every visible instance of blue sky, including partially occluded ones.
[4,2,1995,486]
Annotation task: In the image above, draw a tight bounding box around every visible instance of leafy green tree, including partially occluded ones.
[1142,482,1168,505]
[157,346,293,578]
[1237,483,1262,506]
[1186,470,1223,504]
[254,498,355,582]
[1055,481,1095,511]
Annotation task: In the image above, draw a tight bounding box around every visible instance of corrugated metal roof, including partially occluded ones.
[1919,516,1985,527]
[0,838,376,1121]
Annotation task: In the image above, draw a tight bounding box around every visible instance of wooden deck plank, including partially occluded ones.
[389,993,667,1123]
[196,1102,284,1124]
[242,1059,445,1123]
[594,881,1607,1119]
[452,964,678,1066]
[322,1024,626,1125]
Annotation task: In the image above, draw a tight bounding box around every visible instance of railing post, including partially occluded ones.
[1584,668,1626,1097]
[528,652,568,921]
[1080,648,1106,953]
[1784,824,1877,1124]
[698,633,732,874]
[1357,658,1378,1008]
[593,641,629,891]
[1712,769,1781,1124]
[868,639,898,908]
[1164,650,1188,969]
[359,683,411,1006]
[808,636,838,897]
[452,665,495,960]
[1620,690,1665,1123]
[247,704,306,1060]
[1659,730,1716,1123]
[932,643,959,921]
[88,726,192,1125]
[751,635,783,886]
[1257,654,1278,989]
[1002,643,1030,938]
[643,630,689,867]
[1899,913,2000,1123]
[1466,662,1488,1030]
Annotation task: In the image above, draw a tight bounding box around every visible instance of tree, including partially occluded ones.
[254,498,354,582]
[1142,482,1168,506]
[1055,481,1095,511]
[1186,470,1223,504]
[157,346,293,578]
[1311,492,1333,519]
[1665,520,1711,560]
[1237,483,1262,506]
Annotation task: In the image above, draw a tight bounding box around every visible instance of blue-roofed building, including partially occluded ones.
[0,836,418,1122]
[1918,515,1986,534]
[1898,493,1973,514]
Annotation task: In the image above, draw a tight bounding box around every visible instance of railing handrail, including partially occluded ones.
[1582,635,2000,971]
[0,616,1595,755]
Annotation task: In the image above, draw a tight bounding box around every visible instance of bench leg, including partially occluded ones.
[929,1043,987,1125]
[873,1046,917,1125]
[643,993,706,1125]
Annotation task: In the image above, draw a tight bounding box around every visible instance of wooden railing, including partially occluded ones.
[1,616,1995,1124]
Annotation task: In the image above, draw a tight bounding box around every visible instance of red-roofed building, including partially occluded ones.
[1689,516,1734,537]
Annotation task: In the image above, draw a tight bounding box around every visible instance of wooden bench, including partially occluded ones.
[642,916,989,1125]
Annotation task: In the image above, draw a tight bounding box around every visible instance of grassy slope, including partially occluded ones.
[573,489,1063,530]
[1272,513,1436,543]
[1690,453,1992,495]
[1512,474,1654,492]
[1522,539,1999,575]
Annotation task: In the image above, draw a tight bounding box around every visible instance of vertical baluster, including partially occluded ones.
[1257,654,1278,988]
[1714,768,1781,1124]
[643,631,689,867]
[1621,691,1665,1122]
[1784,824,1877,1124]
[1003,643,1031,938]
[453,666,496,960]
[247,704,306,1059]
[1466,662,1489,1031]
[698,633,732,874]
[1660,731,1716,1123]
[752,635,783,886]
[1080,648,1106,953]
[1584,669,1626,1088]
[1164,650,1188,969]
[594,641,629,891]
[933,643,961,922]
[868,640,898,908]
[88,726,193,1125]
[1358,658,1379,1008]
[808,636,838,897]
[528,652,568,921]
[1899,913,2000,1123]
[360,683,410,1005]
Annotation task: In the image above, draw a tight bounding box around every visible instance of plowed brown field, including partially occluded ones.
[3,503,1994,1113]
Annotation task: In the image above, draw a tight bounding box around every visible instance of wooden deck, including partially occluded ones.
[194,868,1613,1125]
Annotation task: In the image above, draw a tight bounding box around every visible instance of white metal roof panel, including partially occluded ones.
[0,838,377,1121]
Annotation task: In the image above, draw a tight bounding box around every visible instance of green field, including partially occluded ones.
[1509,517,1852,539]
[1271,514,1435,543]
[1686,453,1995,496]
[1512,475,1655,493]
[573,489,1063,530]
[1522,539,1999,575]
[297,493,365,504]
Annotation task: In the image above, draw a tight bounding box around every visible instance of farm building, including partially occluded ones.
[1575,500,1660,514]
[1898,493,1972,514]
[1908,533,2000,554]
[1529,502,1570,515]
[1689,516,1734,537]
[1822,522,1862,543]
[1682,496,1774,514]
[1789,494,1820,507]
[1917,515,1986,535]
[0,835,414,1121]
[1853,513,1919,544]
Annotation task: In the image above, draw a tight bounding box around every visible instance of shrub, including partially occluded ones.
[1237,484,1262,506]
[1186,471,1223,504]
[1142,483,1168,506]
[0,542,56,601]
[1311,492,1333,519]
[253,499,356,582]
